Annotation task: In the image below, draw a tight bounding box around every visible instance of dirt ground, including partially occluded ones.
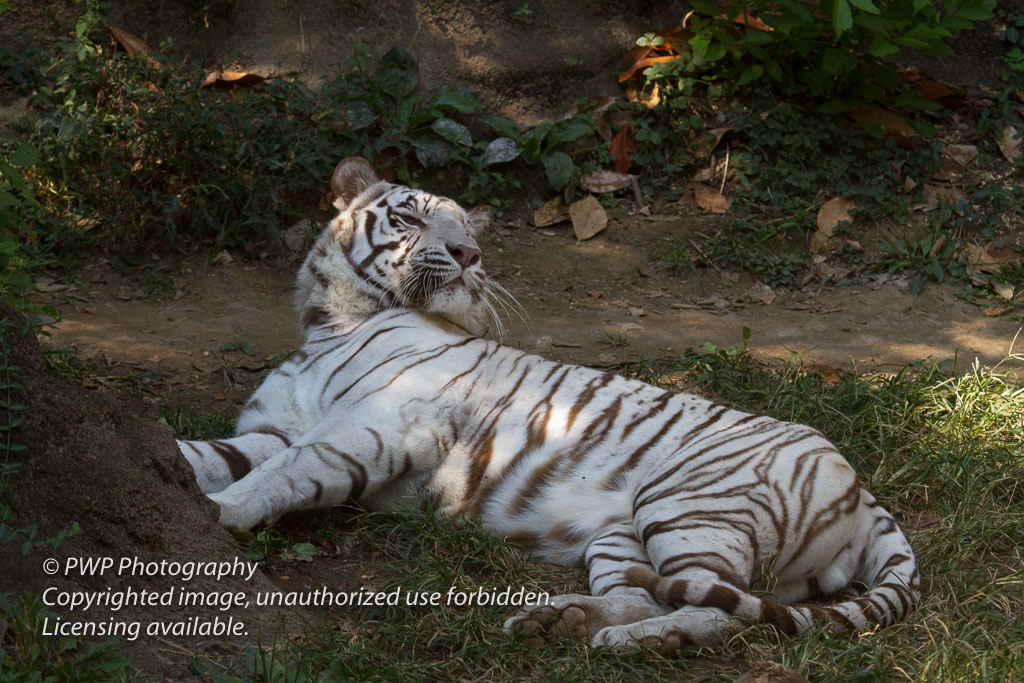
[13,0,1021,382]
[36,210,1024,392]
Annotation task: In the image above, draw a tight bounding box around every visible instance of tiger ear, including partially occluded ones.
[331,157,382,210]
[466,206,489,236]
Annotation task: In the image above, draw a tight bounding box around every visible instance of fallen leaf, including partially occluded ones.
[201,70,266,88]
[983,306,1013,317]
[562,95,616,119]
[691,167,714,182]
[943,143,978,167]
[212,249,234,265]
[726,9,773,32]
[109,27,159,68]
[916,183,967,211]
[959,242,1023,285]
[800,364,843,384]
[817,196,855,231]
[533,196,569,227]
[620,45,654,82]
[580,170,636,193]
[850,107,916,138]
[811,197,855,253]
[927,235,947,258]
[931,143,978,180]
[639,81,660,108]
[749,281,776,305]
[619,53,682,83]
[569,195,608,241]
[915,80,968,110]
[692,184,731,213]
[618,29,692,82]
[903,176,918,193]
[610,124,637,174]
[995,283,1015,300]
[695,127,732,159]
[33,277,69,293]
[997,125,1022,163]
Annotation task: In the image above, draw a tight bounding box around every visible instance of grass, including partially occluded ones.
[172,345,1024,682]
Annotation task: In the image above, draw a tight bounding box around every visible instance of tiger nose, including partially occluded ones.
[447,243,481,268]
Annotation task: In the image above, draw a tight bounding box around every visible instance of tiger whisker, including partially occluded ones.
[486,279,531,334]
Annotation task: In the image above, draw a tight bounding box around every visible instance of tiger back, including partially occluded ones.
[177,157,920,654]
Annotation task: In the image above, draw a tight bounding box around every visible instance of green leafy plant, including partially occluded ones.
[641,0,995,107]
[0,143,47,311]
[875,228,963,295]
[0,592,130,681]
[999,11,1024,73]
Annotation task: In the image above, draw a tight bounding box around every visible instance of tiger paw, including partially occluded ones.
[504,591,667,646]
[503,597,591,645]
[592,606,736,653]
[591,622,686,656]
[207,489,269,531]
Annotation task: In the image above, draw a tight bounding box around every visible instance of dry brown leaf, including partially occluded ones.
[726,10,774,32]
[997,125,1023,163]
[695,127,732,159]
[692,184,731,213]
[691,167,714,183]
[533,196,569,227]
[569,195,608,241]
[610,123,637,174]
[109,27,151,55]
[619,45,654,82]
[800,364,843,384]
[903,176,918,193]
[109,26,160,68]
[749,281,776,305]
[817,196,855,231]
[983,306,1013,317]
[211,249,234,265]
[638,83,663,110]
[850,107,916,138]
[580,170,636,194]
[619,54,682,83]
[811,197,855,254]
[201,70,266,88]
[959,242,1023,286]
[943,143,979,167]
[960,242,1022,273]
[916,184,967,211]
[915,80,968,110]
[995,283,1015,300]
[563,95,616,119]
[931,143,978,180]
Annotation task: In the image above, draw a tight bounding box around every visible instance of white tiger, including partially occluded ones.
[178,157,920,653]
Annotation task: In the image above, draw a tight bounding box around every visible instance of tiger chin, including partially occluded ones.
[177,157,920,655]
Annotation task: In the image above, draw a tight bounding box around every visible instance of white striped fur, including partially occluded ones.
[178,157,919,653]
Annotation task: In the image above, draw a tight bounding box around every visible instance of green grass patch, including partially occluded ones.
[181,345,1024,681]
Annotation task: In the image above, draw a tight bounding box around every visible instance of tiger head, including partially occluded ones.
[295,157,493,336]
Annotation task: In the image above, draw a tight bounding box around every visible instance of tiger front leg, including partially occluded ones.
[504,524,670,646]
[207,437,384,531]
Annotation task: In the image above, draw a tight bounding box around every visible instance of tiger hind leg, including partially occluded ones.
[589,495,766,655]
[504,523,670,645]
